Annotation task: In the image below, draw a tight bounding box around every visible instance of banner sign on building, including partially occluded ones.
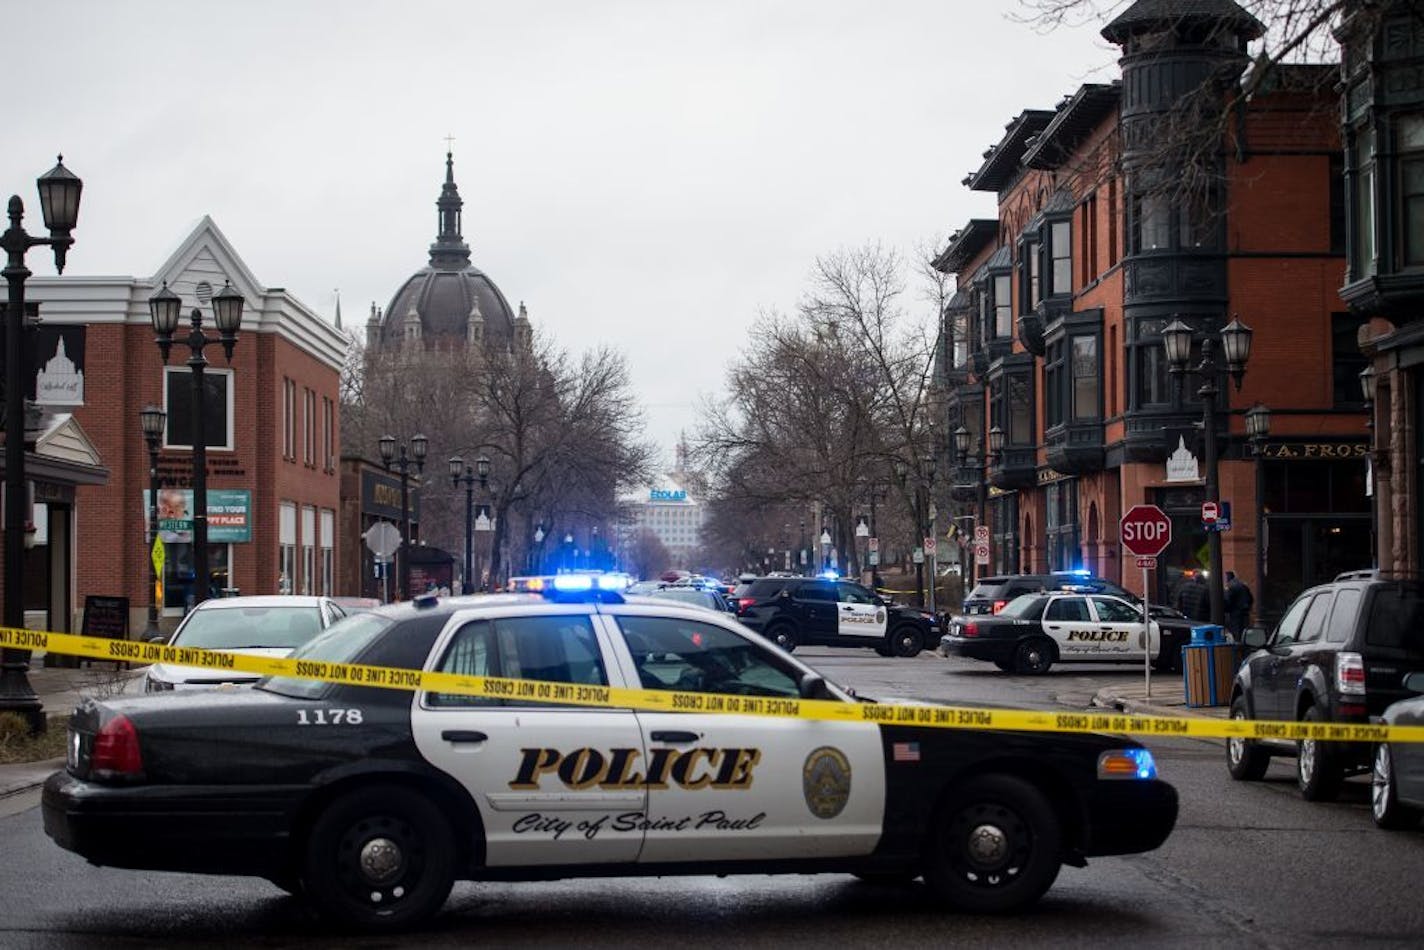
[144,489,252,542]
[30,325,86,406]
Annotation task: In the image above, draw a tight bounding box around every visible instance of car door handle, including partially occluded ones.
[650,730,699,743]
[842,606,855,611]
[441,730,488,743]
[1046,625,1060,631]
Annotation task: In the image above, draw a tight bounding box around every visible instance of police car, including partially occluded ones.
[44,578,1178,931]
[941,591,1184,675]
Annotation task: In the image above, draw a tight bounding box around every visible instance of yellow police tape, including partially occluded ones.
[4,625,1423,745]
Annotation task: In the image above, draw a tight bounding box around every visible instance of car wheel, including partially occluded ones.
[1012,638,1054,675]
[923,774,1062,913]
[874,643,893,657]
[1297,705,1343,802]
[891,625,925,658]
[1371,743,1422,830]
[765,622,798,652]
[302,785,456,931]
[1225,696,1270,781]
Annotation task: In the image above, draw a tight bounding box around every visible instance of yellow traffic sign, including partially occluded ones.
[151,536,165,576]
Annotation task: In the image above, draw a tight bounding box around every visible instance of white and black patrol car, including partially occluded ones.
[941,591,1189,675]
[44,579,1178,931]
[733,575,939,656]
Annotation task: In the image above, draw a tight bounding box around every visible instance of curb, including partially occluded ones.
[1091,687,1227,721]
[0,758,63,800]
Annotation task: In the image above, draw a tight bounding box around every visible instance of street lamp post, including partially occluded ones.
[1246,403,1271,619]
[140,406,167,637]
[378,433,426,598]
[1360,365,1378,569]
[798,519,807,575]
[1162,315,1254,627]
[1,157,82,730]
[148,279,244,609]
[449,455,479,594]
[954,425,989,584]
[923,452,938,615]
[532,521,545,573]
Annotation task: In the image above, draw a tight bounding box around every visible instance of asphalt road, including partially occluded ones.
[0,648,1420,948]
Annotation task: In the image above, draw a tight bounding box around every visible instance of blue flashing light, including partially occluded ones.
[819,569,840,580]
[1130,748,1158,779]
[552,574,594,592]
[1097,747,1158,781]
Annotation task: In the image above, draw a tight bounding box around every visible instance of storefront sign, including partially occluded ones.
[1036,467,1069,485]
[650,489,688,502]
[1258,441,1368,460]
[143,489,251,542]
[362,469,421,521]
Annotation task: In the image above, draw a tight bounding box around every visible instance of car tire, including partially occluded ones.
[891,625,925,658]
[765,622,798,653]
[302,785,457,931]
[874,643,893,657]
[923,774,1062,913]
[1371,743,1422,830]
[993,660,1014,673]
[1297,705,1343,802]
[1012,638,1054,675]
[1225,696,1270,781]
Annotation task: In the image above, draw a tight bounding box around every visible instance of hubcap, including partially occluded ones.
[360,837,404,883]
[966,823,1008,864]
[1299,738,1316,783]
[1373,746,1391,818]
[1227,710,1246,765]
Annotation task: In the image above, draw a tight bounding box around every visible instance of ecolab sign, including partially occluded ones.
[650,489,687,502]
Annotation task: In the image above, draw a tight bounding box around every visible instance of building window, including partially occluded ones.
[283,378,296,461]
[1045,481,1079,572]
[1021,238,1041,310]
[320,508,335,595]
[994,274,1012,338]
[1048,219,1071,296]
[1398,115,1424,267]
[991,494,1020,575]
[163,367,233,450]
[991,369,1033,446]
[1131,318,1171,408]
[1072,335,1100,420]
[1330,153,1346,256]
[301,506,316,595]
[1353,126,1377,278]
[1045,339,1065,429]
[1107,176,1119,267]
[1133,189,1171,253]
[279,502,297,594]
[322,397,335,472]
[1332,312,1369,408]
[162,542,230,610]
[1082,193,1098,286]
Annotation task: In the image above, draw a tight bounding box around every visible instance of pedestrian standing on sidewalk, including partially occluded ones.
[1173,570,1210,623]
[1224,570,1253,639]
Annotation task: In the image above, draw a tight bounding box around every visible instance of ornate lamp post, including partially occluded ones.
[798,519,807,575]
[378,433,426,598]
[1162,315,1254,626]
[1360,365,1378,569]
[532,521,546,574]
[1,157,82,730]
[922,451,938,613]
[148,279,244,608]
[140,406,167,637]
[449,454,481,594]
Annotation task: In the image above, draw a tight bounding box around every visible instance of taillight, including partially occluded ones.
[992,600,1008,614]
[1336,652,1366,697]
[91,714,144,779]
[962,621,980,638]
[736,597,756,613]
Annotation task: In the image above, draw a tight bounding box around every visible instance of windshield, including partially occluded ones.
[1365,587,1424,657]
[258,612,396,699]
[998,594,1044,619]
[173,604,323,650]
[966,582,1006,600]
[652,588,717,608]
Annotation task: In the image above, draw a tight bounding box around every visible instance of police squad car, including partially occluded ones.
[44,577,1178,931]
[733,575,939,656]
[941,591,1185,675]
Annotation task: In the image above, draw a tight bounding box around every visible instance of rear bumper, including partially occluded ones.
[1078,779,1178,856]
[939,635,1015,664]
[42,770,299,876]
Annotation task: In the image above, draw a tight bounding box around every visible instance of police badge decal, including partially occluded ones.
[802,746,851,819]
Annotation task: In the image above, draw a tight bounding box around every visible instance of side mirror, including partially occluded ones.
[777,588,792,599]
[1242,627,1268,650]
[799,673,832,700]
[1403,671,1424,694]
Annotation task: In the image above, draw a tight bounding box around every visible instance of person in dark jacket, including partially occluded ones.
[1224,570,1254,638]
[1173,571,1210,623]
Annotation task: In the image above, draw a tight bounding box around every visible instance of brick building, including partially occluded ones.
[19,217,346,634]
[934,0,1370,623]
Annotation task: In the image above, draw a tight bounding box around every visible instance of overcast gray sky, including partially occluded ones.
[3,0,1118,466]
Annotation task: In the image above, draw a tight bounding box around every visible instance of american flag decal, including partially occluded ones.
[892,742,920,762]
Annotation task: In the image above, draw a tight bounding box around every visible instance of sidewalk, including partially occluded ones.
[1091,674,1232,720]
[0,658,144,799]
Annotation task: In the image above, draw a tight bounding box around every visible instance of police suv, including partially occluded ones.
[44,579,1178,931]
[733,575,939,656]
[942,591,1177,675]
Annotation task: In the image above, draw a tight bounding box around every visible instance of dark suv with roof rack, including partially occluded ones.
[1226,570,1424,801]
[962,573,1137,616]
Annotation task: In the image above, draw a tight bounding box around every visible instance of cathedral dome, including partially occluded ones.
[373,152,517,346]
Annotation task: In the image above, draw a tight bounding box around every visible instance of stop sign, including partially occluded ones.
[1120,504,1172,557]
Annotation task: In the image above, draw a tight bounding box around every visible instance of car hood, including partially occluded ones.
[147,646,295,686]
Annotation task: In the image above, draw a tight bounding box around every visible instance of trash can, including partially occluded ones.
[1182,626,1236,707]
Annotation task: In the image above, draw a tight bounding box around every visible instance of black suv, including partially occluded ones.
[962,573,1136,616]
[1227,571,1424,801]
[733,576,939,657]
